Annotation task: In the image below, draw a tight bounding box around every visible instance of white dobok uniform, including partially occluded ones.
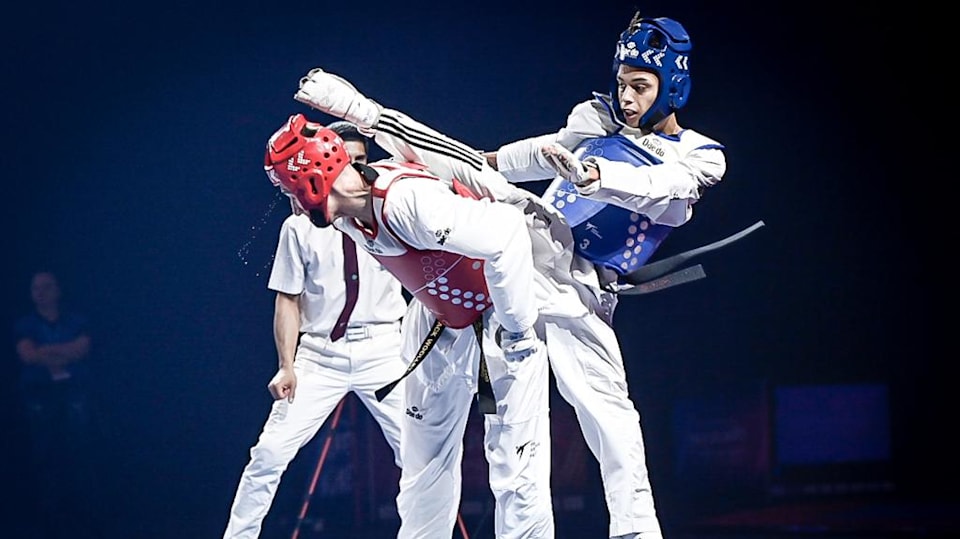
[337,108,555,539]
[492,94,726,539]
[223,214,408,539]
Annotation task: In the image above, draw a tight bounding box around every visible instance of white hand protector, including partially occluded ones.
[294,68,382,130]
[499,327,541,363]
[541,143,593,187]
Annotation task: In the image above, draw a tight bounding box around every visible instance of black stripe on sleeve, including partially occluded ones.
[378,111,484,172]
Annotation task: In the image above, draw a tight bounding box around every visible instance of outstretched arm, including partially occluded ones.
[491,99,611,182]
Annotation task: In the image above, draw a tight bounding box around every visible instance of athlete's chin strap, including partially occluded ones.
[605,220,765,295]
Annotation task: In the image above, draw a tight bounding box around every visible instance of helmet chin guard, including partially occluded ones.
[264,113,351,219]
[610,16,692,130]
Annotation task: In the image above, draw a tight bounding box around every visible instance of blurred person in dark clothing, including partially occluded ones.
[13,269,107,538]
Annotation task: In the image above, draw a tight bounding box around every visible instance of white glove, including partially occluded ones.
[499,327,541,363]
[294,68,382,130]
[541,143,598,189]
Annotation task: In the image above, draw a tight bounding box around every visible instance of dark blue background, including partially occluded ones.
[3,1,938,537]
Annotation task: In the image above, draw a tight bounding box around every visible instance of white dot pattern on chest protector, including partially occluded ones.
[618,217,651,271]
[552,184,667,272]
[422,253,489,312]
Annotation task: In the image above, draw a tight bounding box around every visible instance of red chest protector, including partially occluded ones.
[365,162,492,329]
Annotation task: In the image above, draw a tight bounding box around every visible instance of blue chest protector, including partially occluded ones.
[548,134,672,275]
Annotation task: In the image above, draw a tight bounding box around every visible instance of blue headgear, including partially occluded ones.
[610,16,692,130]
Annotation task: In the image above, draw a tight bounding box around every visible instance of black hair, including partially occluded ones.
[327,120,367,147]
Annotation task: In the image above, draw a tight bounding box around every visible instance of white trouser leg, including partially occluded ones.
[396,303,475,539]
[223,361,347,539]
[483,320,555,539]
[545,314,662,538]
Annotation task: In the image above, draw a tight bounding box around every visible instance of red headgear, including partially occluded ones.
[264,114,351,214]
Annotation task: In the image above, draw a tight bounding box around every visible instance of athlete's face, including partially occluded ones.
[342,140,368,164]
[313,164,367,228]
[302,140,366,227]
[616,65,659,128]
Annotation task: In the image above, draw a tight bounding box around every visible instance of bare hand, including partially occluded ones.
[267,367,297,403]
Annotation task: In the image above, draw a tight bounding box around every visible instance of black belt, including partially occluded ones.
[609,220,765,295]
[375,318,496,415]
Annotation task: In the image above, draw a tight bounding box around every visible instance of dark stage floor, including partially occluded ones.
[671,498,960,539]
[261,496,960,539]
